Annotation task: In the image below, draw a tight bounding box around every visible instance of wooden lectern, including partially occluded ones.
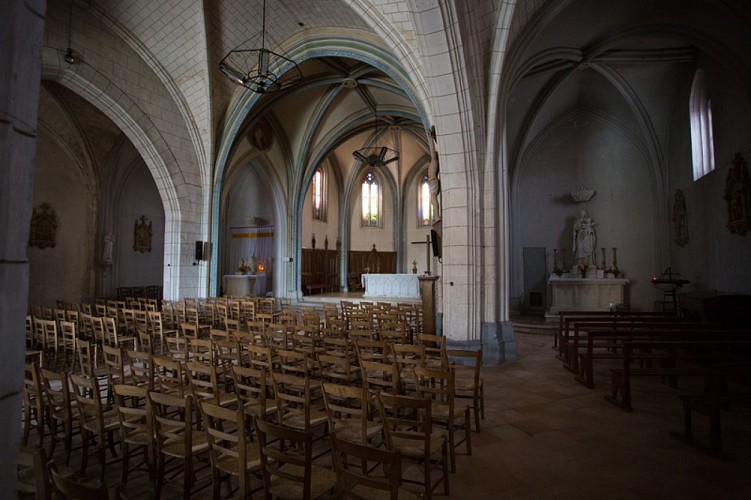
[418,275,439,335]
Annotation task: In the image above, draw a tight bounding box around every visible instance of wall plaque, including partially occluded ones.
[133,215,153,253]
[28,203,57,249]
[724,152,751,236]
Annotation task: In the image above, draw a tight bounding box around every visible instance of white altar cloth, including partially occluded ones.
[362,274,420,299]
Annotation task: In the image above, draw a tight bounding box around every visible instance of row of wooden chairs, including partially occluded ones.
[23,359,465,499]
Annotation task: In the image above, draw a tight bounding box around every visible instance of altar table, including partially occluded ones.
[547,276,630,318]
[223,274,258,297]
[362,273,420,299]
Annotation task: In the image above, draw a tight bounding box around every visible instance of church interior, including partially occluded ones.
[3,0,751,496]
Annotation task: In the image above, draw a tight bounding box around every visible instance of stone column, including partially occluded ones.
[0,0,46,492]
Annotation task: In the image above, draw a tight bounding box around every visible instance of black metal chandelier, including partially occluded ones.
[352,114,400,167]
[219,0,303,94]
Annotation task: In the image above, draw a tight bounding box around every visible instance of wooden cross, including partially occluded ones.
[410,234,432,275]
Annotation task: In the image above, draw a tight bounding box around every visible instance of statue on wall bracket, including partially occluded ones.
[672,189,688,247]
[724,152,751,236]
[28,202,58,249]
[133,215,153,253]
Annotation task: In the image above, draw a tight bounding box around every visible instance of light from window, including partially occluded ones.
[311,167,326,221]
[690,69,716,180]
[361,171,381,227]
[418,173,433,226]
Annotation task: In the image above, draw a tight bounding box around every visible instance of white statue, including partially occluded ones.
[572,210,596,267]
[102,232,114,262]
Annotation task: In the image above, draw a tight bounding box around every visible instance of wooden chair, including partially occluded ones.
[446,348,484,432]
[69,372,120,481]
[360,359,400,397]
[377,392,449,500]
[200,401,262,499]
[48,461,111,500]
[147,391,210,499]
[102,344,128,391]
[148,310,176,355]
[17,445,50,500]
[245,344,274,373]
[418,334,447,369]
[277,349,319,379]
[125,350,154,390]
[379,321,407,346]
[40,368,76,465]
[59,320,78,372]
[321,382,382,447]
[264,323,292,350]
[254,419,337,500]
[103,316,137,351]
[22,362,47,448]
[32,317,46,353]
[270,371,328,434]
[113,384,153,489]
[355,338,389,364]
[331,437,418,500]
[413,366,472,472]
[186,360,238,408]
[152,355,186,397]
[165,335,190,363]
[40,319,60,369]
[391,343,425,393]
[232,364,276,419]
[318,352,360,386]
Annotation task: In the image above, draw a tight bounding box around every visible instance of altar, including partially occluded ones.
[546,276,630,320]
[223,274,264,297]
[362,273,420,299]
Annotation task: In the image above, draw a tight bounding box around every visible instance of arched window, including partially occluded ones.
[690,69,716,180]
[418,172,434,227]
[311,167,326,221]
[361,171,381,227]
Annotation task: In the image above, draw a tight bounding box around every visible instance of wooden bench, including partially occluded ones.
[556,311,676,351]
[606,340,751,412]
[575,326,748,389]
[561,316,692,371]
[305,283,330,295]
[670,361,751,458]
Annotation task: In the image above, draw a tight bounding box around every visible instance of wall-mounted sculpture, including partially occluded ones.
[672,189,688,246]
[724,152,751,236]
[28,203,58,249]
[133,215,152,253]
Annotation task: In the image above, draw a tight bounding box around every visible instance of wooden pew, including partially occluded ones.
[575,326,746,389]
[606,339,751,412]
[670,362,751,458]
[561,316,691,371]
[556,310,675,352]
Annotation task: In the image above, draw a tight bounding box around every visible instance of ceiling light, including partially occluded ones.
[219,0,303,93]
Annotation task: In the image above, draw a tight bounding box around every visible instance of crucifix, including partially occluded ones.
[410,234,432,275]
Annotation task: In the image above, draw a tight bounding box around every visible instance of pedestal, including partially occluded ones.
[419,275,439,336]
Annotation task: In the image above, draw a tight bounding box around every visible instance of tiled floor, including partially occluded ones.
[449,332,751,499]
[30,331,751,499]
